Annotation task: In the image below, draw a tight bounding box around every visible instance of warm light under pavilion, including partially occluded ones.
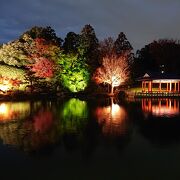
[142,79,180,93]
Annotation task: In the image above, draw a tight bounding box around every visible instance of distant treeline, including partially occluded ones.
[0,25,179,94]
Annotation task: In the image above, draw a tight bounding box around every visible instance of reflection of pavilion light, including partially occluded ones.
[152,106,179,116]
[0,103,8,114]
[142,99,180,117]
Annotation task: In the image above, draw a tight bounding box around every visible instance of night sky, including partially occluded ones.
[1,0,180,51]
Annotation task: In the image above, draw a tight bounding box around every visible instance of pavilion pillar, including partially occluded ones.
[170,82,172,92]
[175,83,177,92]
[144,82,147,92]
[178,82,180,92]
[148,81,152,92]
[159,82,161,92]
[167,83,169,92]
[142,81,144,92]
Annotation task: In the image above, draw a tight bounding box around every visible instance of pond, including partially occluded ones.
[0,97,180,180]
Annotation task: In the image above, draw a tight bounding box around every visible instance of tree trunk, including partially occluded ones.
[111,84,114,95]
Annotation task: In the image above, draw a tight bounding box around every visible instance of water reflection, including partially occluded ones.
[61,98,88,133]
[1,98,180,180]
[0,102,31,122]
[0,102,60,152]
[134,98,180,146]
[95,98,128,137]
[0,99,90,152]
[141,98,180,117]
[33,109,54,133]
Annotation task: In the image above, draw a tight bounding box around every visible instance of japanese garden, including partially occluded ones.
[1,25,180,180]
[0,25,180,99]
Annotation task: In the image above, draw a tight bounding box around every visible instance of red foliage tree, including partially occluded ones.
[27,38,56,78]
[30,57,54,78]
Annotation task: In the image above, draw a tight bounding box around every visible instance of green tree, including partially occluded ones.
[58,54,90,92]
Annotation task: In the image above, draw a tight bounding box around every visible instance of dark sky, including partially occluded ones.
[1,0,180,50]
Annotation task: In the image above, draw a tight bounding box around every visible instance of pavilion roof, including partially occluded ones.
[137,72,180,81]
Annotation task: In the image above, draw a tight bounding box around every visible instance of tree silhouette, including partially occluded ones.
[78,24,100,71]
[99,37,115,59]
[114,32,133,56]
[133,39,180,77]
[63,32,79,54]
[20,26,63,47]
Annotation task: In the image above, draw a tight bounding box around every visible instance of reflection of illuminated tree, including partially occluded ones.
[61,98,88,133]
[0,102,61,152]
[33,110,53,133]
[95,98,128,137]
[0,102,31,122]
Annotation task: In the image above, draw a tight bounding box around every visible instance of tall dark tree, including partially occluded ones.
[148,39,180,74]
[133,39,180,77]
[63,32,79,54]
[114,32,133,57]
[78,24,100,71]
[20,26,63,47]
[99,37,115,59]
[114,32,134,84]
[133,47,158,78]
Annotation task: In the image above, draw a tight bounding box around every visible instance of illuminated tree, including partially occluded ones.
[0,39,33,67]
[0,65,26,91]
[58,54,90,92]
[20,26,62,47]
[29,57,55,78]
[26,38,61,80]
[93,54,130,95]
[0,65,26,82]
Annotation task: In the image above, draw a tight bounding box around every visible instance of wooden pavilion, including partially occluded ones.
[136,72,180,97]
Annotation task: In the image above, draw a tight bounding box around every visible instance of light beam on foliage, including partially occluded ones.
[93,54,129,94]
[58,54,90,92]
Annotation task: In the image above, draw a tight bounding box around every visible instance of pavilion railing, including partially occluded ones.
[135,91,180,97]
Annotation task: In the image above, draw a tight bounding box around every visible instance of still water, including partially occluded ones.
[0,98,180,180]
